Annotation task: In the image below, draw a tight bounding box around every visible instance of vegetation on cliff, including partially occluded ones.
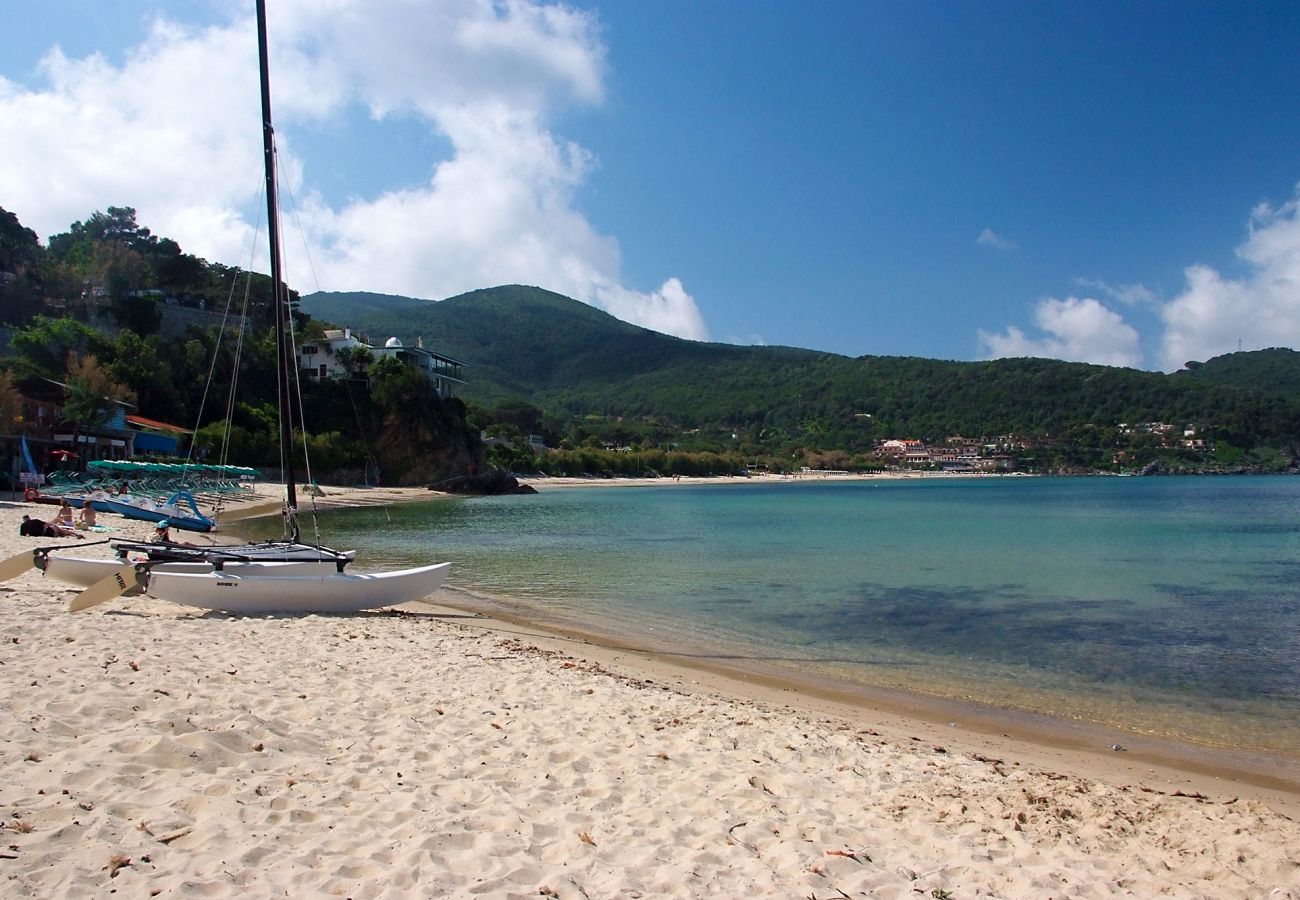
[0,206,479,485]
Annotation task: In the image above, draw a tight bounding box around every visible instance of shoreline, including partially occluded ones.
[228,478,1300,814]
[4,483,1299,895]
[429,585,1300,817]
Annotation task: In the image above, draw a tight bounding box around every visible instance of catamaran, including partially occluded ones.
[7,0,451,614]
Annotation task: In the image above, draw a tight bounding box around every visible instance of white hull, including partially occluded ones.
[144,562,451,613]
[44,556,351,594]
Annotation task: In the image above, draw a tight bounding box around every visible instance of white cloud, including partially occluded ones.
[1075,277,1157,307]
[978,296,1142,368]
[1158,186,1300,370]
[976,228,1016,251]
[594,278,709,341]
[0,0,711,341]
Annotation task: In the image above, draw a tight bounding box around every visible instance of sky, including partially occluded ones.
[2,0,1299,372]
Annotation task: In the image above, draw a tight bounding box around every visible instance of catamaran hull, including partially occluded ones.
[43,556,354,594]
[145,562,451,613]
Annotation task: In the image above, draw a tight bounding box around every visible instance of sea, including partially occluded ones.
[242,475,1300,761]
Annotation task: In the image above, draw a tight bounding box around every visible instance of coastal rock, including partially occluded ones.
[427,470,537,495]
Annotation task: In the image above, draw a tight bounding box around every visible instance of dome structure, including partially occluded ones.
[384,337,403,348]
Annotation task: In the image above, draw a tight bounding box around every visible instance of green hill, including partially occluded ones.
[10,201,1290,472]
[1174,347,1300,397]
[301,285,1300,459]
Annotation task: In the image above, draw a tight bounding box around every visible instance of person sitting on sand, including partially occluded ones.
[54,499,74,528]
[76,504,97,528]
[19,514,74,538]
[152,520,193,546]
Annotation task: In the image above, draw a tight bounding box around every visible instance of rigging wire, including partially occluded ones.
[281,171,385,511]
[274,154,327,546]
[184,186,265,524]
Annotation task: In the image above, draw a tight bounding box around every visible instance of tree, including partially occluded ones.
[6,316,110,380]
[111,290,164,335]
[109,331,184,424]
[0,208,46,323]
[334,345,373,379]
[0,369,21,430]
[48,206,156,256]
[0,207,41,275]
[61,353,136,461]
[490,398,546,435]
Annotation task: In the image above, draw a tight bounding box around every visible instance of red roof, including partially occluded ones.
[125,414,193,434]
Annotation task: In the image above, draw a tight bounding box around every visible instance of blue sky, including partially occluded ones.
[2,1,1299,371]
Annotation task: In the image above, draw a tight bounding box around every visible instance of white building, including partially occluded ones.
[298,329,466,399]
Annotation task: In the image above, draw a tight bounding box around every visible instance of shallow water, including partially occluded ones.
[248,476,1300,755]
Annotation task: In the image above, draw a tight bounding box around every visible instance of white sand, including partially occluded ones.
[2,489,1298,898]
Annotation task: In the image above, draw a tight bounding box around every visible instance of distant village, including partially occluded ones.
[867,422,1211,474]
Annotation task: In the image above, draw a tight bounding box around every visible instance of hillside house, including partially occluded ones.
[298,329,467,399]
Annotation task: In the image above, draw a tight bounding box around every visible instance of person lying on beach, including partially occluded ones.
[54,500,74,528]
[19,515,74,538]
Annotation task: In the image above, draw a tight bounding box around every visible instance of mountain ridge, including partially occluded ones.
[301,285,1300,455]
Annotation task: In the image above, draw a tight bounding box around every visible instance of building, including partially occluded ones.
[126,414,192,457]
[3,379,136,485]
[877,439,931,465]
[299,329,467,399]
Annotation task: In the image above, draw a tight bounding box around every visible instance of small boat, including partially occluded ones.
[54,0,451,615]
[58,490,115,512]
[98,490,216,532]
[13,538,355,595]
[142,562,452,614]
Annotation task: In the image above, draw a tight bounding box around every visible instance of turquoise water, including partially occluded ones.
[247,476,1300,755]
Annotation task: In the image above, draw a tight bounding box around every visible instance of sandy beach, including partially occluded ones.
[2,484,1298,898]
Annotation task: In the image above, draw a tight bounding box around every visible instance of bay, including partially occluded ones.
[242,475,1300,757]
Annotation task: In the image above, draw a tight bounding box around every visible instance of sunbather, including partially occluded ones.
[20,515,74,538]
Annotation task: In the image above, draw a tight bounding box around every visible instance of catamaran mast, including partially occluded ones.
[255,0,299,537]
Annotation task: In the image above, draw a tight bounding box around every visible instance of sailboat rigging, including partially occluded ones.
[258,0,300,542]
[17,0,452,613]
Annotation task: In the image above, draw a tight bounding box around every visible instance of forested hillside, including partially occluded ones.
[0,206,481,485]
[4,199,1296,480]
[303,286,1300,465]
